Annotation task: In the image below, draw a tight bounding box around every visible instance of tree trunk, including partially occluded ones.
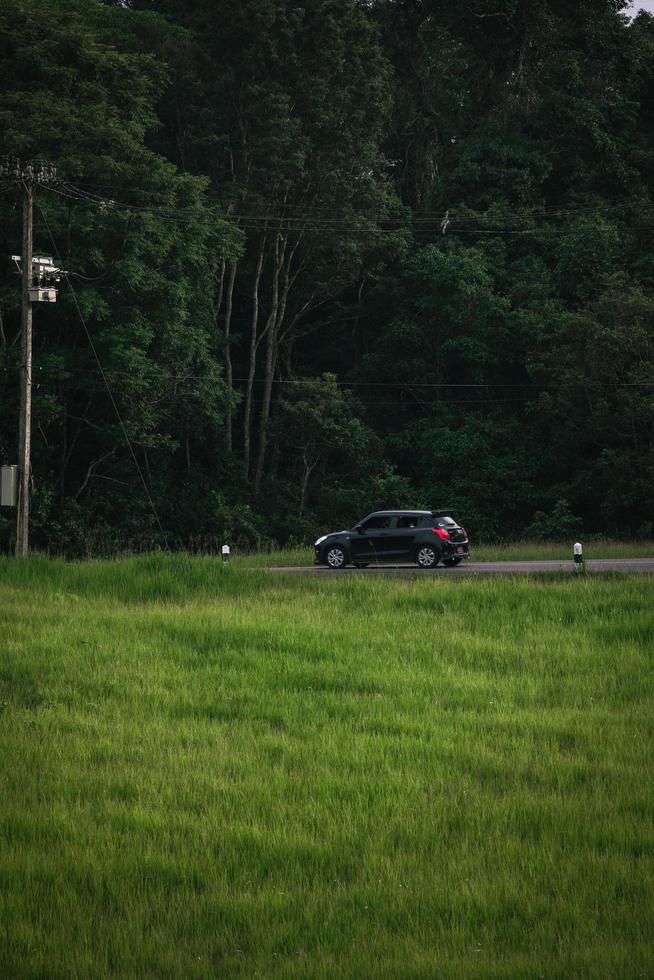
[222,260,237,452]
[59,400,67,505]
[254,234,287,491]
[243,235,266,480]
[213,259,226,329]
[254,235,302,491]
[299,453,319,517]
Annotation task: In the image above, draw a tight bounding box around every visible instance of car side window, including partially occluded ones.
[361,514,392,530]
[396,516,418,529]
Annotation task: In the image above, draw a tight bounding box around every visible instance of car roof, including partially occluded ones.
[370,510,431,515]
[369,510,453,516]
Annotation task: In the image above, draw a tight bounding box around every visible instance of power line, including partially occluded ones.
[55,175,654,222]
[3,160,653,233]
[39,185,647,238]
[35,199,170,547]
[173,376,654,389]
[63,370,654,398]
[34,180,654,236]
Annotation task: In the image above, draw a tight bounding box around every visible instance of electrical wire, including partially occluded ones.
[3,162,652,231]
[34,188,634,238]
[55,176,654,222]
[9,178,651,402]
[34,197,170,547]
[168,376,654,389]
[35,179,654,236]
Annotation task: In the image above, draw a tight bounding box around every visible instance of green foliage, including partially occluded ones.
[1,0,653,551]
[525,499,584,541]
[0,0,241,554]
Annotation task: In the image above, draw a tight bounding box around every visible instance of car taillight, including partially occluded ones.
[463,527,469,539]
[432,528,450,540]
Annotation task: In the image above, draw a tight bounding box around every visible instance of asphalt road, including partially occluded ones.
[269,558,654,575]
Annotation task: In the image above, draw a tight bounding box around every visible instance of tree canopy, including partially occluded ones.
[1,0,653,551]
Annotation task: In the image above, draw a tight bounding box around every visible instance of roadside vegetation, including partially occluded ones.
[2,554,653,978]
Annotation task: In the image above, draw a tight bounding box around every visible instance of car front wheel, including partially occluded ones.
[326,546,347,569]
[416,545,439,569]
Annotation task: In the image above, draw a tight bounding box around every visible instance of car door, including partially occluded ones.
[385,514,420,561]
[351,514,394,561]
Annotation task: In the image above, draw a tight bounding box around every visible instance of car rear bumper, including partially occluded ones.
[443,541,470,558]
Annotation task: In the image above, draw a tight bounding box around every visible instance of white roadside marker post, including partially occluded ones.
[574,542,583,574]
[222,544,230,563]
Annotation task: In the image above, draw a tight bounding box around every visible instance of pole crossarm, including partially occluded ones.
[0,155,58,183]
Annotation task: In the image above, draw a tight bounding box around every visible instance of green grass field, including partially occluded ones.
[1,555,653,978]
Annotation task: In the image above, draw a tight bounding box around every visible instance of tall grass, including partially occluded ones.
[1,555,653,978]
[472,538,654,562]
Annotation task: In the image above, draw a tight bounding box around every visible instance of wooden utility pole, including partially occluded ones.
[16,175,33,558]
[0,157,58,557]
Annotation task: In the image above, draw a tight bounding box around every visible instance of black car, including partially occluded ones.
[314,510,470,569]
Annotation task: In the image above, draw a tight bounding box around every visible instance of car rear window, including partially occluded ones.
[421,515,457,528]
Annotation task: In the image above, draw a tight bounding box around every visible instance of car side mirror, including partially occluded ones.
[354,524,364,534]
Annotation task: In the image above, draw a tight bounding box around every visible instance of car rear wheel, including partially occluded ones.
[416,545,439,569]
[443,556,463,567]
[326,546,347,569]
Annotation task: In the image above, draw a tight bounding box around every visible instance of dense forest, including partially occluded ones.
[1,0,653,553]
